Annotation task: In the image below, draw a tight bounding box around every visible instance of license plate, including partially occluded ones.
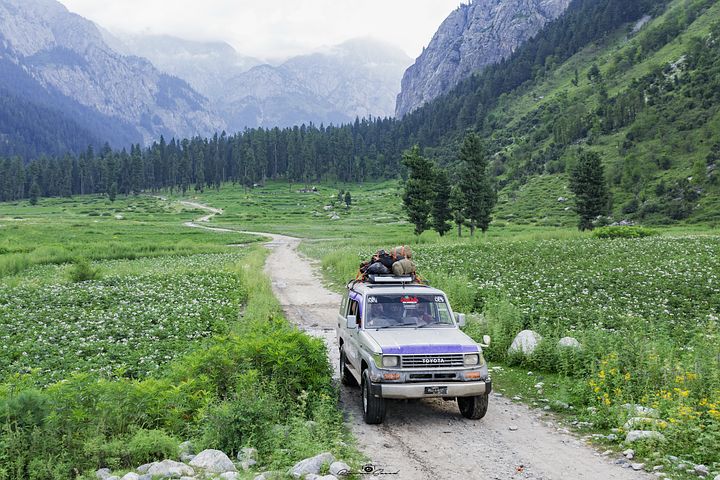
[424,386,448,395]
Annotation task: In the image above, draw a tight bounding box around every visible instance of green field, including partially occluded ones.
[0,193,357,479]
[2,182,720,477]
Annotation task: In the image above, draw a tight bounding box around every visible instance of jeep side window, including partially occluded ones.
[339,295,348,316]
[348,299,361,326]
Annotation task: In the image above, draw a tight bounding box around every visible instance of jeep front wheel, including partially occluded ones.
[340,347,358,387]
[458,394,489,420]
[361,370,386,424]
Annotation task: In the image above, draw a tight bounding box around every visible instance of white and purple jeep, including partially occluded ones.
[336,275,491,424]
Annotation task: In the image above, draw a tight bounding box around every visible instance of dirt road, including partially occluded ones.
[183,202,650,480]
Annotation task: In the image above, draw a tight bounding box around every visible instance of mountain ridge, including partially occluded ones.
[396,0,572,117]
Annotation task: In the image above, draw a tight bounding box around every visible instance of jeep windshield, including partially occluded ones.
[365,294,455,329]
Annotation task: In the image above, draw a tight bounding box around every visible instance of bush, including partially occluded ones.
[67,258,102,282]
[592,226,657,238]
[126,429,179,465]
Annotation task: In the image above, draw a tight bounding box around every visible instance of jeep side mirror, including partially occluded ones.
[456,313,466,327]
[481,335,491,348]
[346,315,357,329]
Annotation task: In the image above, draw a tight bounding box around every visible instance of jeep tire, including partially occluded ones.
[361,370,386,424]
[340,347,358,387]
[458,394,489,420]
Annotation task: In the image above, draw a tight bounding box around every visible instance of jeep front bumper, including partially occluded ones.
[370,379,492,399]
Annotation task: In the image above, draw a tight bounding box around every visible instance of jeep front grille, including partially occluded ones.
[401,354,464,368]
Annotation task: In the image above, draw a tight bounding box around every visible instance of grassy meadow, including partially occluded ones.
[2,181,720,477]
[0,194,359,479]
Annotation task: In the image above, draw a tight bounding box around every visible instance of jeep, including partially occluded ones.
[336,275,491,424]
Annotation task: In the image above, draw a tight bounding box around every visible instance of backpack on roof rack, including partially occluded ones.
[356,247,419,282]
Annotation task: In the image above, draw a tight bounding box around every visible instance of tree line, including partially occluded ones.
[402,133,497,236]
[0,118,406,202]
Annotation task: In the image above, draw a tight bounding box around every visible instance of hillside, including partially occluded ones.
[396,0,571,117]
[0,0,224,152]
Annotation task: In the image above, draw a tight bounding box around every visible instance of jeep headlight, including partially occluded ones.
[382,355,399,368]
[464,353,485,366]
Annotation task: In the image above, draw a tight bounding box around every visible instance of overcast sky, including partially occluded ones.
[58,0,464,61]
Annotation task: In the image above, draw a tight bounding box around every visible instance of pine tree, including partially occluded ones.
[108,182,117,203]
[569,150,610,230]
[431,168,452,236]
[401,145,435,236]
[449,186,466,237]
[459,133,496,236]
[29,181,40,205]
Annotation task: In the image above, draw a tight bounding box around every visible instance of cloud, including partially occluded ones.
[59,0,462,60]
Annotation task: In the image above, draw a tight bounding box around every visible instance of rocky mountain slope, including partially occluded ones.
[396,0,571,117]
[114,35,412,130]
[218,38,411,130]
[102,32,261,101]
[0,0,224,146]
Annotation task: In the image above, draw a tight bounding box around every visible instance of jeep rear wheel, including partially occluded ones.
[458,394,489,420]
[361,370,386,424]
[340,347,358,387]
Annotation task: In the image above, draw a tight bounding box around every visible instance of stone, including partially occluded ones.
[121,474,140,480]
[713,475,720,480]
[625,430,666,443]
[147,459,195,478]
[622,404,659,418]
[96,469,112,480]
[623,449,635,459]
[653,466,664,471]
[631,463,645,471]
[189,449,237,473]
[220,473,240,480]
[180,454,195,463]
[624,417,664,429]
[508,330,542,356]
[239,447,258,463]
[179,441,194,456]
[694,465,709,477]
[288,452,336,479]
[137,464,154,474]
[329,462,351,476]
[606,433,618,442]
[138,476,152,480]
[558,336,581,349]
[509,425,519,431]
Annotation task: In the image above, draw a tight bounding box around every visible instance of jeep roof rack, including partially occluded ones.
[346,274,430,291]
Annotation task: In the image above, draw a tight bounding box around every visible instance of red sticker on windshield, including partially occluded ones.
[400,296,418,304]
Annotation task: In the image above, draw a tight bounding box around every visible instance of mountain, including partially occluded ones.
[101,32,261,100]
[395,0,572,118]
[114,34,412,130]
[0,0,224,152]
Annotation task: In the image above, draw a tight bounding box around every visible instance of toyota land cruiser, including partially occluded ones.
[336,275,491,424]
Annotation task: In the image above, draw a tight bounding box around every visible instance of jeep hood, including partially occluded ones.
[365,328,479,355]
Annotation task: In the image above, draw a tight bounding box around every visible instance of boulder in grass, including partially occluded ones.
[121,474,140,480]
[288,452,336,479]
[558,336,581,349]
[147,459,195,478]
[329,462,351,476]
[508,330,542,356]
[625,430,665,443]
[96,469,112,480]
[189,449,237,473]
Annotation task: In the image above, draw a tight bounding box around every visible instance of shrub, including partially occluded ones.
[126,429,179,465]
[67,258,102,282]
[592,225,656,238]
